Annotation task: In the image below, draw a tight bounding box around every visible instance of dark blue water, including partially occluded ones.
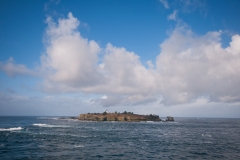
[0,117,240,159]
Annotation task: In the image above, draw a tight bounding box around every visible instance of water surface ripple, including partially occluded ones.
[0,117,240,159]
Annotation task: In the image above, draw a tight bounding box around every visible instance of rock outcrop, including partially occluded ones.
[166,116,174,121]
[79,113,161,122]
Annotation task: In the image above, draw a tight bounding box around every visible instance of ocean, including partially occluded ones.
[0,117,240,159]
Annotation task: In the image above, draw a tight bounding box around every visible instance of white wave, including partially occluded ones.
[0,127,23,131]
[33,123,48,127]
[32,123,69,128]
[36,117,59,120]
[37,117,79,121]
[202,134,212,137]
[67,119,79,122]
[141,140,151,142]
[75,145,84,148]
[204,141,213,144]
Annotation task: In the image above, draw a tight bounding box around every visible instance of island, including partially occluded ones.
[78,110,173,122]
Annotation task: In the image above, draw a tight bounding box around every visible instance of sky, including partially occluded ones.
[0,0,240,117]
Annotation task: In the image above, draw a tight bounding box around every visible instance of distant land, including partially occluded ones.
[78,111,174,122]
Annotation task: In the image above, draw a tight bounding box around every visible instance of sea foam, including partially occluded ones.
[36,117,59,120]
[0,127,23,131]
[33,123,69,128]
[75,145,84,148]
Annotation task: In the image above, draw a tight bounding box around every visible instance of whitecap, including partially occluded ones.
[75,145,84,148]
[67,119,79,122]
[202,134,212,137]
[0,127,23,131]
[36,117,47,119]
[204,141,212,144]
[33,123,48,127]
[36,117,59,120]
[32,123,69,128]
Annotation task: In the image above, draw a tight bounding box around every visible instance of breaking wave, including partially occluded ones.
[36,117,59,120]
[75,145,84,148]
[0,127,23,131]
[32,123,69,128]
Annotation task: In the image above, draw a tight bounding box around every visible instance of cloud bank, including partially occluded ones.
[2,13,240,108]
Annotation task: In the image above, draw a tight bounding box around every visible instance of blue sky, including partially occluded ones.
[0,0,240,117]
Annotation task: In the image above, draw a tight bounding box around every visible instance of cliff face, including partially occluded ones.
[79,113,161,122]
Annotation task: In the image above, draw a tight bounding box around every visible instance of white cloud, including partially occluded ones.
[156,24,240,104]
[159,0,169,9]
[91,95,158,107]
[41,12,103,92]
[167,10,178,21]
[2,13,240,111]
[147,60,154,69]
[0,57,35,77]
[0,92,99,116]
[93,24,240,107]
[98,43,156,95]
[1,90,240,117]
[101,95,107,99]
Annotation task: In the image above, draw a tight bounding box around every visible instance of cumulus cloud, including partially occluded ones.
[98,43,156,95]
[111,26,238,105]
[41,12,103,92]
[40,13,158,103]
[2,13,240,108]
[156,24,240,104]
[167,10,178,21]
[159,0,169,9]
[0,57,35,77]
[39,13,240,106]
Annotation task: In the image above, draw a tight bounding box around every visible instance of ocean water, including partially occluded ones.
[0,117,240,159]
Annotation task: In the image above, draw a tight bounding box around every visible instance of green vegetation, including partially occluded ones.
[102,111,108,115]
[79,111,161,122]
[122,111,134,114]
[147,114,160,121]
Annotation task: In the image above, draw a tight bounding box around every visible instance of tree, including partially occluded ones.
[103,111,107,115]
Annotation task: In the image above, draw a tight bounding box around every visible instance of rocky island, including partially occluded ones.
[78,110,173,122]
